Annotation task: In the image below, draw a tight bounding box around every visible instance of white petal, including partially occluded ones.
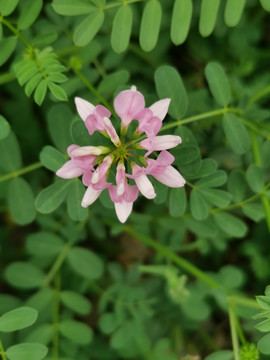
[71,146,107,156]
[75,97,95,121]
[81,187,101,207]
[114,201,133,223]
[153,166,186,188]
[149,98,171,121]
[135,174,156,199]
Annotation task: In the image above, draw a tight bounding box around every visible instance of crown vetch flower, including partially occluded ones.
[56,86,186,223]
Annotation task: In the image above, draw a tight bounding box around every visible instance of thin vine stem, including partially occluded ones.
[0,340,7,360]
[250,131,270,232]
[72,68,115,115]
[228,300,241,360]
[125,226,225,290]
[0,17,32,48]
[0,162,43,184]
[52,273,61,360]
[43,241,73,286]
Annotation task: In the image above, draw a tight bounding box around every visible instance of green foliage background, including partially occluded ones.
[1,0,270,359]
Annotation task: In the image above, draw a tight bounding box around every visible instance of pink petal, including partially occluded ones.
[136,109,162,137]
[56,160,84,179]
[85,105,111,135]
[124,183,139,202]
[114,89,145,127]
[149,98,171,120]
[157,150,175,166]
[81,186,102,207]
[114,201,133,223]
[109,186,120,203]
[153,166,186,188]
[67,144,79,157]
[75,97,95,121]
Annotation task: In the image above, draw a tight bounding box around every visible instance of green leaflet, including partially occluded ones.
[52,0,95,15]
[258,333,270,354]
[213,212,247,238]
[155,65,188,119]
[35,179,72,214]
[34,79,48,106]
[60,291,92,315]
[205,350,233,360]
[0,307,37,332]
[67,179,88,221]
[59,320,93,344]
[0,115,10,140]
[227,170,246,203]
[0,0,18,15]
[199,0,221,37]
[26,231,65,257]
[169,187,186,217]
[0,131,22,172]
[47,105,73,153]
[111,5,133,54]
[199,188,232,208]
[98,69,130,95]
[18,0,43,30]
[222,114,250,155]
[196,170,227,188]
[6,343,48,360]
[260,0,270,11]
[140,0,162,52]
[67,246,104,280]
[171,0,193,45]
[5,262,46,289]
[0,37,17,67]
[190,189,209,221]
[224,0,246,27]
[205,62,232,106]
[246,164,264,193]
[39,145,66,172]
[48,81,68,101]
[8,177,36,225]
[73,9,104,46]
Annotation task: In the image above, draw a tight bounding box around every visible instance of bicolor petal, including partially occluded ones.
[56,160,84,179]
[140,135,182,156]
[71,146,110,157]
[149,98,171,121]
[153,165,186,188]
[75,97,95,121]
[81,186,102,207]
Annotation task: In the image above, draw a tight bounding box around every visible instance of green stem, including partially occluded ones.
[52,273,61,360]
[43,241,73,286]
[250,132,270,232]
[0,340,7,360]
[0,72,16,85]
[249,84,270,104]
[0,17,32,48]
[228,300,241,360]
[102,0,143,10]
[229,295,260,310]
[72,68,115,115]
[0,162,43,184]
[211,182,270,214]
[160,107,242,133]
[125,226,223,290]
[239,117,270,139]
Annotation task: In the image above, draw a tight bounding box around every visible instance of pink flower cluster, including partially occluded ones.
[56,86,185,223]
